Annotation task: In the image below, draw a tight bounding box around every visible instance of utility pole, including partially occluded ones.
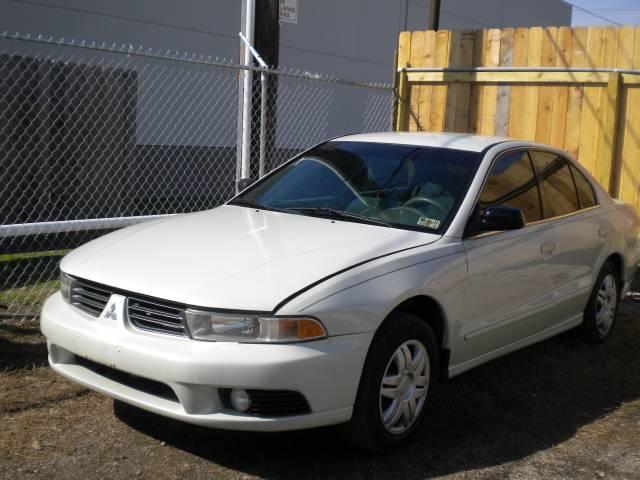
[254,0,279,68]
[429,0,441,30]
[252,0,279,176]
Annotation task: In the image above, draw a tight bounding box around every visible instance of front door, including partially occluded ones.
[457,149,557,365]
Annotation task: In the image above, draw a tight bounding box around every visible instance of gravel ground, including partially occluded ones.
[1,284,639,479]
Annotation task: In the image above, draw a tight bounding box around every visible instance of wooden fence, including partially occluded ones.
[394,26,640,210]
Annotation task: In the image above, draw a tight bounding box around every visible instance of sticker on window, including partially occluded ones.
[417,217,440,229]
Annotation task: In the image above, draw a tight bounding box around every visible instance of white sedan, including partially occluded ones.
[41,132,640,450]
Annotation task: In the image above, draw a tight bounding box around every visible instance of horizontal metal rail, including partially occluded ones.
[0,215,175,238]
[398,66,640,86]
[400,66,640,74]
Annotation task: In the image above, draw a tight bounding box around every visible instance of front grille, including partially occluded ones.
[221,389,312,416]
[67,275,188,337]
[70,279,111,316]
[127,297,186,336]
[76,356,179,402]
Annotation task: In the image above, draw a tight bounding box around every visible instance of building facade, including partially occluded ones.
[2,0,573,82]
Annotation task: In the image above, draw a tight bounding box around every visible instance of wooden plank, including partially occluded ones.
[408,31,425,131]
[417,30,436,131]
[395,71,410,131]
[564,26,588,158]
[444,30,462,132]
[454,31,475,132]
[535,27,559,144]
[429,30,450,131]
[495,28,514,137]
[395,31,412,131]
[549,26,572,148]
[392,48,399,130]
[508,27,529,139]
[468,30,487,133]
[610,26,635,197]
[618,26,640,207]
[593,27,619,181]
[597,72,622,192]
[622,74,640,85]
[577,27,604,172]
[521,26,543,140]
[479,28,501,135]
[405,70,609,84]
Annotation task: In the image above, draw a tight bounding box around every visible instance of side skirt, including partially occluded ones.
[447,313,583,378]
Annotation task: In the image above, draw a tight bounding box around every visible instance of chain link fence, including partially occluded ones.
[0,32,395,320]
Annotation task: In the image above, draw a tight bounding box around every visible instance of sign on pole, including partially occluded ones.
[279,0,298,24]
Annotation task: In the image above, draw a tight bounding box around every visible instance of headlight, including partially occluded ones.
[185,309,327,343]
[59,271,73,303]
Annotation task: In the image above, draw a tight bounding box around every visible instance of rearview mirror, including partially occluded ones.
[237,177,256,192]
[472,205,525,234]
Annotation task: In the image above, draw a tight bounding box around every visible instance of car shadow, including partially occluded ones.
[114,294,640,479]
[0,320,49,371]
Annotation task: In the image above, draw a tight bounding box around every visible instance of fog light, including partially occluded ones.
[230,389,251,412]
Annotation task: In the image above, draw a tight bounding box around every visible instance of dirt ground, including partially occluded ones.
[1,287,639,479]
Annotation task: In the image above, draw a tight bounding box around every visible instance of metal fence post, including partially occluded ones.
[239,0,256,189]
[239,32,269,178]
[259,70,268,177]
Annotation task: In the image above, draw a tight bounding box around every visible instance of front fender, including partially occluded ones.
[276,241,467,344]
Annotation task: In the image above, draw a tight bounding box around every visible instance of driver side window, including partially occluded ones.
[479,150,542,223]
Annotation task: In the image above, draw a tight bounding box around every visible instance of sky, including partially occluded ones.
[568,0,640,26]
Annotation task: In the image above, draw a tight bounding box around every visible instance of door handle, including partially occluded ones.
[541,241,556,254]
[599,226,610,238]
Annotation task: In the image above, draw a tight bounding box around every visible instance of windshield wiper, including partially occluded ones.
[230,201,393,227]
[286,207,392,227]
[228,198,288,213]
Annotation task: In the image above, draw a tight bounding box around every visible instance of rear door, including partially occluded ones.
[459,149,558,363]
[529,149,609,323]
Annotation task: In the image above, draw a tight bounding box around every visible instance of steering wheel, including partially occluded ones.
[380,206,428,223]
[403,196,448,215]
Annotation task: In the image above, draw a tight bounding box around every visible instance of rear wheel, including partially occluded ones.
[582,261,619,343]
[342,312,438,451]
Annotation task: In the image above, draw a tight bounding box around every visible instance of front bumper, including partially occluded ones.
[41,293,373,431]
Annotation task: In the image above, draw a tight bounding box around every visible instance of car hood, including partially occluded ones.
[61,205,440,311]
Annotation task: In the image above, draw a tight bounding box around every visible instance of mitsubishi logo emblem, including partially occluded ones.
[104,302,117,321]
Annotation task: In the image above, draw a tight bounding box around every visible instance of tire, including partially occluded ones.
[341,312,439,451]
[581,261,620,344]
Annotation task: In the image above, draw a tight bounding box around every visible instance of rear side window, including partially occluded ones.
[530,151,579,218]
[571,164,597,208]
[479,150,542,223]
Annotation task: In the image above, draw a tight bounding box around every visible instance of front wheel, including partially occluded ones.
[342,312,439,451]
[581,261,620,344]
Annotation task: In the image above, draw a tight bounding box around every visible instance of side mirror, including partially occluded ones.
[474,205,525,234]
[237,177,256,192]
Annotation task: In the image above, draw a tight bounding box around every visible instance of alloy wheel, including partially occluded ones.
[595,273,617,336]
[378,339,430,435]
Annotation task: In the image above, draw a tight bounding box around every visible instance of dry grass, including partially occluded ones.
[0,281,59,316]
[0,288,639,479]
[0,250,68,316]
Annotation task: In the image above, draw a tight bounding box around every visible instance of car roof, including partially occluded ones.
[333,132,511,152]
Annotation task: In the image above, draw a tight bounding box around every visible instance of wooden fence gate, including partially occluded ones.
[394,26,640,211]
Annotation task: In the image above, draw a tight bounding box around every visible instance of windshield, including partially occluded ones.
[232,141,481,233]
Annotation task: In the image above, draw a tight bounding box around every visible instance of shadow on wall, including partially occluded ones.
[114,296,640,478]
